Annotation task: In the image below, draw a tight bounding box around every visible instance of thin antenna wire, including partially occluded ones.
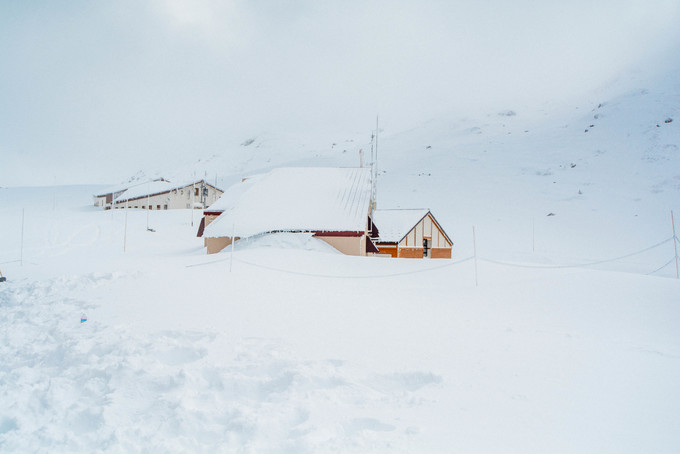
[374,115,378,210]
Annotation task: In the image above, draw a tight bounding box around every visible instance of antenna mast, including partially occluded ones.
[372,115,379,212]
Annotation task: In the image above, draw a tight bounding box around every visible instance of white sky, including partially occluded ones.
[1,0,679,185]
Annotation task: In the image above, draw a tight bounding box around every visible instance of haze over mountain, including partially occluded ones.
[1,1,679,186]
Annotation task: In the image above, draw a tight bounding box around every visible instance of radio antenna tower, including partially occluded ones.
[371,115,379,213]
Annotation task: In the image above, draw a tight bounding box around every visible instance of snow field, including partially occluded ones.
[1,192,679,452]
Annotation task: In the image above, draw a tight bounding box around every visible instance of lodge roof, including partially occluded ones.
[114,179,220,203]
[204,174,266,213]
[203,167,373,239]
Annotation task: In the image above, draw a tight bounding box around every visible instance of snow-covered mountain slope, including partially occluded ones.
[1,66,679,452]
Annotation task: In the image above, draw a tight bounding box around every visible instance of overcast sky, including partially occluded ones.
[1,0,679,185]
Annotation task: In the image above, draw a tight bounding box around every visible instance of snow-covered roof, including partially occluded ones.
[204,174,266,213]
[94,180,153,197]
[204,167,373,238]
[372,209,431,243]
[114,179,215,203]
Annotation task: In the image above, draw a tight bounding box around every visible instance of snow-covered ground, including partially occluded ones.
[1,67,680,452]
[1,186,678,453]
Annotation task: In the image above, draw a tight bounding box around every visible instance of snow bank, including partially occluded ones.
[1,186,679,452]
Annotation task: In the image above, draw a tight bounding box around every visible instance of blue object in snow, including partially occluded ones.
[81,314,87,323]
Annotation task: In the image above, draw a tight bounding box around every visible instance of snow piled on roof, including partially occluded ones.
[373,209,429,243]
[204,174,266,212]
[204,167,372,238]
[94,180,148,197]
[114,179,207,202]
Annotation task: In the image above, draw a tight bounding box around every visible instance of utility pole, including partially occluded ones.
[230,224,236,272]
[672,210,678,279]
[146,181,150,231]
[20,208,25,266]
[473,226,478,287]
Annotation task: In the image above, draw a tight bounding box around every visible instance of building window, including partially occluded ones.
[423,238,430,258]
[164,205,168,210]
[157,205,161,210]
[195,188,199,197]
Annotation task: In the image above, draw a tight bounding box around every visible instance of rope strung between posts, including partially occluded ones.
[646,257,677,275]
[478,236,675,270]
[230,255,475,279]
[187,254,475,278]
[186,235,678,278]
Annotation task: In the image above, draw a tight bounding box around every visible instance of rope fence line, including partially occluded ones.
[478,236,675,270]
[0,260,21,265]
[184,234,679,279]
[229,255,476,279]
[646,257,677,275]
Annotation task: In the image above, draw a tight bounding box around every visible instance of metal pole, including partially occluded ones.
[229,224,236,272]
[20,208,25,266]
[146,181,150,230]
[374,115,379,210]
[473,225,478,287]
[672,210,678,279]
[124,199,128,252]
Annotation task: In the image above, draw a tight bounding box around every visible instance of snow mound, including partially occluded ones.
[234,232,342,254]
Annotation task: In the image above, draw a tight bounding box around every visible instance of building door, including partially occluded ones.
[423,238,430,258]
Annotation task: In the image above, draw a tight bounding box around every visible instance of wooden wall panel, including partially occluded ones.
[431,248,451,259]
[376,244,398,257]
[317,235,365,256]
[205,236,237,254]
[399,247,423,259]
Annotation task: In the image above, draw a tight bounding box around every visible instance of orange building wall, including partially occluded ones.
[431,248,452,259]
[376,244,398,257]
[398,248,423,259]
[317,235,366,256]
[205,236,239,254]
[204,214,220,227]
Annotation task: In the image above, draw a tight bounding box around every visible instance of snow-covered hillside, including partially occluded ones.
[1,65,680,452]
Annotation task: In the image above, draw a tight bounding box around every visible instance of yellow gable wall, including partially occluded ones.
[398,213,451,249]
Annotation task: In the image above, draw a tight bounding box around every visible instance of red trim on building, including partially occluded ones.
[312,230,364,237]
[196,217,206,237]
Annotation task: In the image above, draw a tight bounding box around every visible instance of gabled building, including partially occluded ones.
[371,209,452,258]
[202,167,379,255]
[93,180,158,208]
[112,179,223,210]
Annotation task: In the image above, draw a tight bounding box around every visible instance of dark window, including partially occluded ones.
[423,238,430,258]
